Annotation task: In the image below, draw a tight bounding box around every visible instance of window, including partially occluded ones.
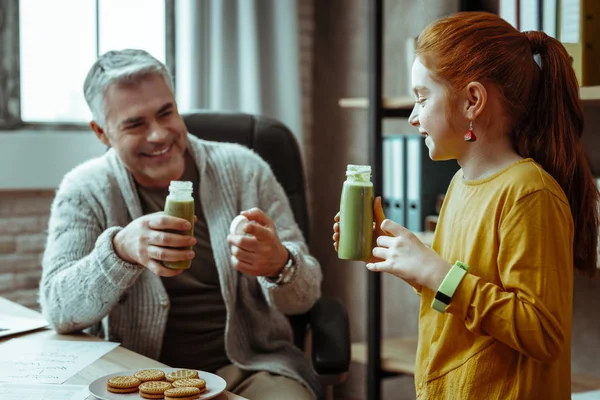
[0,0,174,128]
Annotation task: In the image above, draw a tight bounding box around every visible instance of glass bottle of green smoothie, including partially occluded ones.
[163,180,194,270]
[338,165,374,261]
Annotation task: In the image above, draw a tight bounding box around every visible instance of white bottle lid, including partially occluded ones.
[230,215,250,236]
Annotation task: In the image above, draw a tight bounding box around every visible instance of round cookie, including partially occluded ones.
[172,378,206,392]
[106,375,140,393]
[166,369,199,382]
[140,393,167,400]
[135,369,167,382]
[164,386,202,400]
[139,380,173,399]
[107,387,139,393]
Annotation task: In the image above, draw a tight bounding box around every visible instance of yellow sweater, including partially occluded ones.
[416,158,574,400]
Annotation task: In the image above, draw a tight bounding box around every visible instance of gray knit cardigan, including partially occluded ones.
[39,134,323,398]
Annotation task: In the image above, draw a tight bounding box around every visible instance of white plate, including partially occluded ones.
[88,367,227,400]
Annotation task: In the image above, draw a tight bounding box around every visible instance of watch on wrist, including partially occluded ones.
[270,250,296,285]
[431,260,469,313]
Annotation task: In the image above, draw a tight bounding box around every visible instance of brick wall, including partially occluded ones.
[0,191,53,310]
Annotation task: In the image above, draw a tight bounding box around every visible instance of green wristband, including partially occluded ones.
[431,261,469,313]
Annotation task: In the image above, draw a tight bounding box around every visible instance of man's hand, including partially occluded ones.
[226,208,289,277]
[113,212,196,277]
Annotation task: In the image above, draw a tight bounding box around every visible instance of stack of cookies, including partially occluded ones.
[106,369,207,399]
[106,376,142,394]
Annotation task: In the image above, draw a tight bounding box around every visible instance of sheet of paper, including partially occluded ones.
[0,338,119,384]
[0,383,89,400]
[0,315,48,338]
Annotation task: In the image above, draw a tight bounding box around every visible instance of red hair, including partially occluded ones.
[416,12,599,276]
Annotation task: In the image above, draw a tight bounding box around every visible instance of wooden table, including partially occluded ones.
[0,297,246,400]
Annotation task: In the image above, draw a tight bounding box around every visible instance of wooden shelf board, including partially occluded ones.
[351,336,418,376]
[338,97,414,111]
[340,86,600,112]
[580,86,600,102]
[572,373,600,393]
[352,335,600,393]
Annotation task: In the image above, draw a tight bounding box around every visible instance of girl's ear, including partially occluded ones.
[463,81,487,121]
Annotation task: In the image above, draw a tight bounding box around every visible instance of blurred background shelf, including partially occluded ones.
[351,336,417,377]
[338,97,414,110]
[339,85,600,114]
[579,86,600,103]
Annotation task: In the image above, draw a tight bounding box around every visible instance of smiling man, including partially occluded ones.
[91,72,188,189]
[39,49,322,400]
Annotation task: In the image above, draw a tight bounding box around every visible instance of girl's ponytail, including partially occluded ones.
[518,31,598,276]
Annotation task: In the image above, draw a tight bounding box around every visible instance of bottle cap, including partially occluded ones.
[346,164,371,174]
[346,164,372,182]
[169,180,193,191]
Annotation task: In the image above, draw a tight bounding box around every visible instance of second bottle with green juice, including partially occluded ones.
[338,164,374,261]
[163,180,195,270]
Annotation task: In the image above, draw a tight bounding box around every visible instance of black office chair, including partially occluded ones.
[183,111,350,399]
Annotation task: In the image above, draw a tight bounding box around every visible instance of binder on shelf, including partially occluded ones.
[499,0,518,29]
[559,0,600,86]
[519,0,541,32]
[543,0,559,38]
[404,135,458,232]
[382,136,405,225]
[383,134,459,232]
[500,0,558,37]
[405,136,422,231]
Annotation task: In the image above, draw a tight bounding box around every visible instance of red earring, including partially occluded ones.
[464,120,476,142]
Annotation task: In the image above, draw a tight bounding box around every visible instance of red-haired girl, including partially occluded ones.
[334,11,598,399]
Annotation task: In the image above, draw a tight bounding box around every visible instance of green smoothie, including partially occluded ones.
[163,181,195,270]
[338,165,374,261]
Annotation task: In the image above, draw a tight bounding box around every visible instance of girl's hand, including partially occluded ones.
[333,197,387,263]
[366,219,451,292]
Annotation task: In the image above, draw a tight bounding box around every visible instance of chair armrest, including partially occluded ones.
[309,296,351,375]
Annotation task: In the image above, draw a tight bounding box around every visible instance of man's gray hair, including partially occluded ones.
[83,49,174,128]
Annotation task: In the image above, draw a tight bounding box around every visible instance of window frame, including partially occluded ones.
[0,0,175,131]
